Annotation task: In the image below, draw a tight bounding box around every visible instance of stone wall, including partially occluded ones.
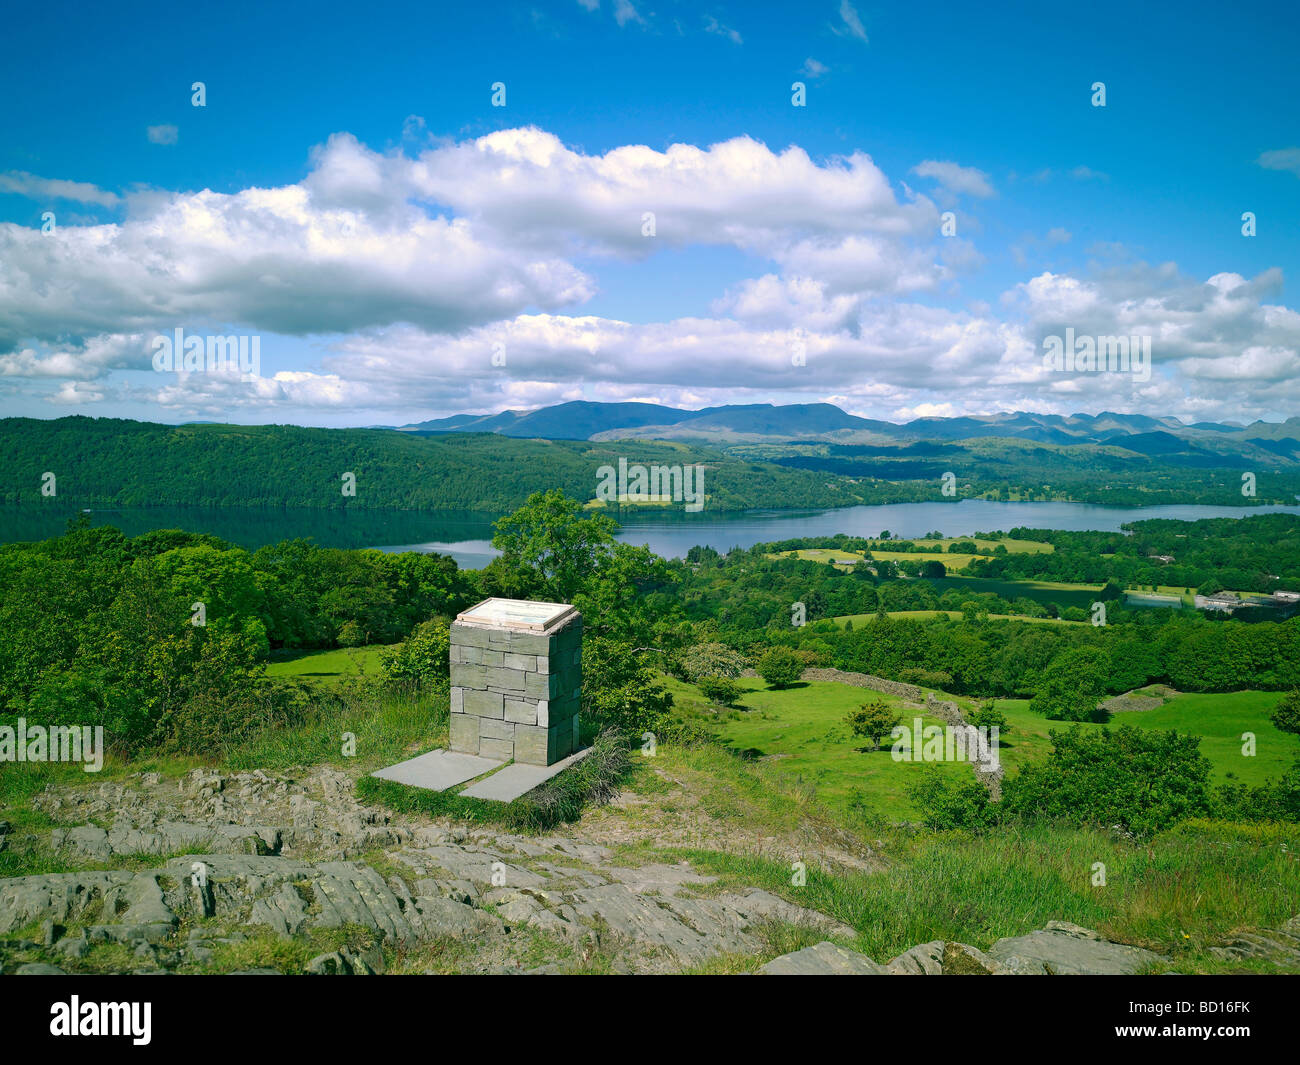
[449,615,582,766]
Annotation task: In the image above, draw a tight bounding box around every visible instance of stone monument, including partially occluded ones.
[449,598,582,766]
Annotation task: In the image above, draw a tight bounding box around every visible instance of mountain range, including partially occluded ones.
[394,402,1300,463]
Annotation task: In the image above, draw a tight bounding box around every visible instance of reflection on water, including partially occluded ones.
[3,499,1299,570]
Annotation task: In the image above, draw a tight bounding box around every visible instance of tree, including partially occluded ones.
[757,646,803,689]
[1029,646,1108,721]
[581,635,673,736]
[677,642,747,682]
[844,700,902,750]
[489,490,618,603]
[1271,690,1300,739]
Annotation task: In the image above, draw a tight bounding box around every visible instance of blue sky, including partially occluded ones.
[2,0,1298,426]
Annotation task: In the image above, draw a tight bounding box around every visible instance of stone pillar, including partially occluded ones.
[448,598,582,766]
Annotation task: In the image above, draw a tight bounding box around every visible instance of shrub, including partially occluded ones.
[905,768,997,831]
[696,675,743,706]
[1003,725,1213,834]
[379,619,451,688]
[757,646,804,689]
[1270,690,1300,739]
[966,701,1009,735]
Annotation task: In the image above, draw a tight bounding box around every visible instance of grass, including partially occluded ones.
[265,645,395,683]
[988,689,1297,787]
[832,610,1084,626]
[656,818,1300,972]
[767,538,1053,567]
[661,674,970,819]
[921,574,1104,610]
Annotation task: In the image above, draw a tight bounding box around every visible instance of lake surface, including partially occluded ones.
[5,499,1299,569]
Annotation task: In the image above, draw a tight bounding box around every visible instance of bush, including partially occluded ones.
[899,667,955,690]
[696,675,743,706]
[757,646,804,689]
[967,701,1009,735]
[1270,690,1300,739]
[379,619,451,688]
[905,768,997,831]
[582,636,673,736]
[1003,725,1213,834]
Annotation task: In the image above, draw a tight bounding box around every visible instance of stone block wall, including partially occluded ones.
[449,612,582,766]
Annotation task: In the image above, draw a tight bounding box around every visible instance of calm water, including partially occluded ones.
[5,499,1299,569]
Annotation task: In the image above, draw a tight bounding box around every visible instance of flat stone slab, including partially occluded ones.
[456,597,578,633]
[371,750,502,792]
[459,747,594,802]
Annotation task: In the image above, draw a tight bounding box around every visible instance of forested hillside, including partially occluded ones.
[0,417,863,513]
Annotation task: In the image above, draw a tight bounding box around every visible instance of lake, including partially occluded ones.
[5,499,1300,569]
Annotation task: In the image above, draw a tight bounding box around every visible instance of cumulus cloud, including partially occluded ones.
[3,124,1298,425]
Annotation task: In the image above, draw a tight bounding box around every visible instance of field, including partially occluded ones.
[920,575,1103,610]
[986,689,1296,787]
[266,645,393,683]
[666,670,1298,824]
[767,537,1053,572]
[662,674,970,818]
[832,610,1084,626]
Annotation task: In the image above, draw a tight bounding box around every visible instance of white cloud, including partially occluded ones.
[801,57,829,78]
[1258,147,1300,178]
[833,0,868,43]
[0,171,119,208]
[147,125,179,145]
[911,160,995,199]
[704,15,742,44]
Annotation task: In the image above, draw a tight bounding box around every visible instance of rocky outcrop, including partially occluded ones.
[986,920,1160,975]
[760,923,1163,976]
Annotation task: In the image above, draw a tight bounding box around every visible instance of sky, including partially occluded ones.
[1,0,1298,427]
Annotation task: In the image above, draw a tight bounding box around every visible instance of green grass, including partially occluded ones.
[921,574,1104,610]
[767,538,1053,566]
[266,645,394,683]
[657,817,1300,971]
[662,675,970,818]
[832,610,1084,626]
[990,689,1297,787]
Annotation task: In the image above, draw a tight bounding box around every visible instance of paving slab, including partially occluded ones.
[371,749,503,792]
[459,747,593,802]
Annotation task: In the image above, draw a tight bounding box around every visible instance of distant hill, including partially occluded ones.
[393,401,1300,463]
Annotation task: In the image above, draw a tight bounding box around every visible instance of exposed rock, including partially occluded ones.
[760,942,887,974]
[988,921,1160,975]
[15,963,67,975]
[887,940,945,974]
